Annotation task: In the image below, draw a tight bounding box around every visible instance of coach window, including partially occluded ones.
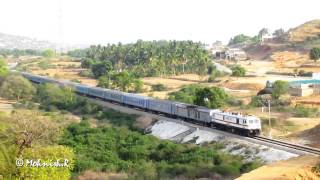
[249,120,253,124]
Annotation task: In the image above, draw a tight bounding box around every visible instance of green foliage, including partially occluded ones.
[169,84,204,104]
[0,49,43,57]
[272,80,289,99]
[0,58,8,77]
[42,49,55,58]
[81,58,97,69]
[309,47,320,61]
[79,69,94,78]
[231,65,246,77]
[169,85,228,108]
[71,79,81,83]
[35,85,138,129]
[132,79,144,93]
[229,34,252,45]
[151,83,167,91]
[249,96,263,107]
[109,71,143,92]
[0,75,36,101]
[92,61,113,78]
[60,122,261,178]
[293,105,319,118]
[208,68,221,82]
[37,60,56,70]
[67,49,88,58]
[98,75,110,88]
[35,83,78,110]
[19,146,74,180]
[194,87,228,108]
[85,40,211,77]
[0,110,66,179]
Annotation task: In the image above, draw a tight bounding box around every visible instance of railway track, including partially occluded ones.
[90,96,320,156]
[252,136,320,156]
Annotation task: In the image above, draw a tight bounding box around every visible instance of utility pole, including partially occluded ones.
[268,99,272,138]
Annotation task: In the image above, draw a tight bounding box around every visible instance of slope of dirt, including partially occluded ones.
[288,19,320,42]
[236,155,320,180]
[292,124,320,148]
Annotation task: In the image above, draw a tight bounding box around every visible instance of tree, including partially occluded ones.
[132,79,143,93]
[0,110,61,178]
[98,75,110,88]
[258,28,269,38]
[36,83,77,109]
[194,87,228,108]
[112,71,133,92]
[19,146,74,180]
[0,58,8,77]
[0,75,36,101]
[273,28,285,39]
[92,61,113,78]
[231,65,246,77]
[272,80,289,99]
[229,34,251,45]
[42,49,55,58]
[81,58,97,68]
[309,47,320,62]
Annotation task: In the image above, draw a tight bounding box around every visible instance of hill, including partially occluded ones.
[288,19,320,43]
[0,32,58,50]
[244,19,320,60]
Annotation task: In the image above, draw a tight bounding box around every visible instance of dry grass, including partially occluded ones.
[236,155,320,180]
[288,19,320,42]
[77,170,127,180]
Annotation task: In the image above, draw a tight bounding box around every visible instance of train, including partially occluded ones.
[20,72,261,136]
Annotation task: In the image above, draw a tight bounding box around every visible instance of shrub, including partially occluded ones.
[37,60,56,70]
[309,47,320,61]
[272,80,289,99]
[294,105,318,117]
[227,97,244,106]
[71,79,81,83]
[208,69,221,82]
[249,96,263,107]
[79,70,94,78]
[151,83,167,91]
[231,65,246,77]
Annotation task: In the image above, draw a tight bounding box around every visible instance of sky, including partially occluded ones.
[0,0,319,45]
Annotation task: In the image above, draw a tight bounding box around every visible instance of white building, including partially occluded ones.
[225,48,247,60]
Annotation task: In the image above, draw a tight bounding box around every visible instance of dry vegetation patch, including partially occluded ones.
[236,155,320,180]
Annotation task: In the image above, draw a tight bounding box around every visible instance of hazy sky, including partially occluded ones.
[1,0,319,45]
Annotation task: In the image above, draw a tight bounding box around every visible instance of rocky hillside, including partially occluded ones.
[288,20,320,43]
[0,32,58,50]
[244,19,320,60]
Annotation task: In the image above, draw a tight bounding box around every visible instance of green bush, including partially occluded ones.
[249,96,263,107]
[37,60,56,70]
[208,69,221,82]
[309,47,320,61]
[151,83,167,91]
[79,70,94,78]
[231,65,246,77]
[71,79,81,83]
[272,80,289,99]
[294,105,318,117]
[227,97,244,106]
[59,122,261,179]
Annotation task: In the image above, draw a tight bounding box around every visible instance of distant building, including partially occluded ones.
[225,48,247,60]
[209,41,226,58]
[312,72,320,80]
[260,80,320,97]
[260,34,274,45]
